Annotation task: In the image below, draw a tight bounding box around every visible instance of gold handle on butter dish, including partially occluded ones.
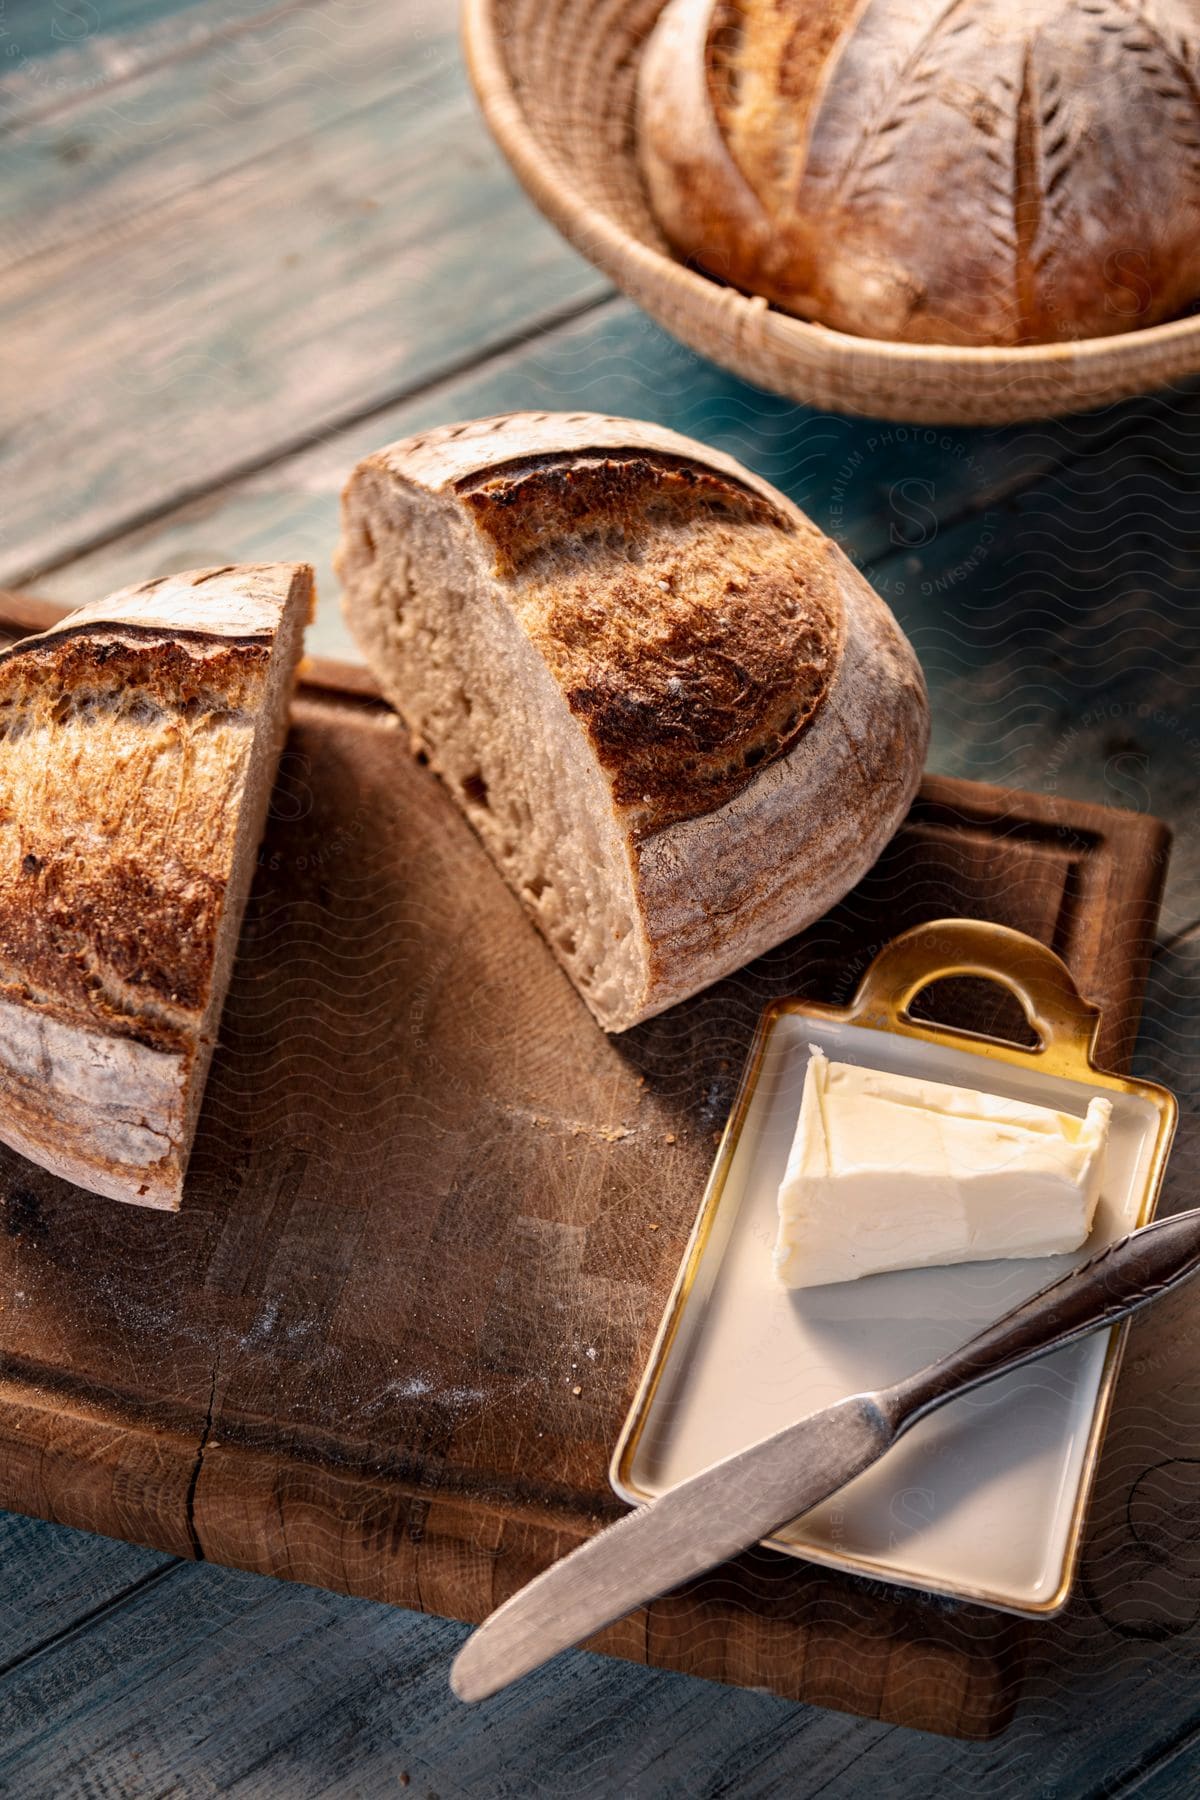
[844,918,1102,1079]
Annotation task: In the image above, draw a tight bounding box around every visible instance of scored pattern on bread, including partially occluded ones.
[0,565,312,1208]
[456,448,842,836]
[337,413,928,1033]
[638,0,1200,347]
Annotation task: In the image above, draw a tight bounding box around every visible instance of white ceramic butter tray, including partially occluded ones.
[611,919,1177,1617]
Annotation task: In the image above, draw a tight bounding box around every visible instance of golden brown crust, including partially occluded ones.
[0,631,269,1051]
[0,858,224,1053]
[0,564,311,1206]
[456,447,788,570]
[460,449,841,836]
[359,410,797,511]
[705,0,862,236]
[0,620,272,669]
[633,562,928,1020]
[640,0,1200,348]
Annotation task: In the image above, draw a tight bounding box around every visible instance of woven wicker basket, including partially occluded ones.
[462,0,1200,425]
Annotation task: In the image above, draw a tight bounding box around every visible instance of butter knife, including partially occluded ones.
[452,1206,1200,1703]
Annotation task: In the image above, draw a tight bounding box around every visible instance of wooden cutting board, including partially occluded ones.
[0,643,1171,1742]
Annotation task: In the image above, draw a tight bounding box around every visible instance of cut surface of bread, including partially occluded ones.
[337,412,928,1032]
[638,0,1200,347]
[0,564,312,1208]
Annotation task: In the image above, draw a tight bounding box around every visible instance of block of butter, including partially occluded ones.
[774,1048,1113,1288]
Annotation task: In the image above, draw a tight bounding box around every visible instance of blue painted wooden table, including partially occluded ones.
[2,2,1200,1793]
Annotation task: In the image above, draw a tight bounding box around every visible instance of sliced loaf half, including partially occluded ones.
[0,564,312,1207]
[336,413,928,1031]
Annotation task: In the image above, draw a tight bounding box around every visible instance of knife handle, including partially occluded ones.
[891,1207,1200,1431]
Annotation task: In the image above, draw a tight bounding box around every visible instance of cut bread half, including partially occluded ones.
[0,564,312,1208]
[337,413,929,1032]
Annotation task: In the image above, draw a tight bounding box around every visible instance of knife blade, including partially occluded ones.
[451,1206,1200,1703]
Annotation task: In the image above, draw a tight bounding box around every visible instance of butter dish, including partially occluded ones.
[611,919,1176,1616]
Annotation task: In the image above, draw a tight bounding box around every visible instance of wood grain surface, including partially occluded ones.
[3,0,1200,1791]
[0,0,609,587]
[0,646,1170,1740]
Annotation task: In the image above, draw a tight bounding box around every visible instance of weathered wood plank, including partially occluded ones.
[1121,1739,1200,1799]
[0,10,610,586]
[31,300,1191,665]
[0,0,242,73]
[0,1548,827,1800]
[0,1510,172,1673]
[1,0,458,267]
[1,1488,1199,1799]
[0,0,303,131]
[865,438,1200,928]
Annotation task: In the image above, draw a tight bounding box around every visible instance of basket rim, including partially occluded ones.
[461,0,1200,380]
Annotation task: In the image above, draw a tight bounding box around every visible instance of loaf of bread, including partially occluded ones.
[0,564,312,1208]
[337,413,928,1031]
[638,0,1200,347]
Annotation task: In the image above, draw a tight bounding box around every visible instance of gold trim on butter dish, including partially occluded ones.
[611,918,1178,1618]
